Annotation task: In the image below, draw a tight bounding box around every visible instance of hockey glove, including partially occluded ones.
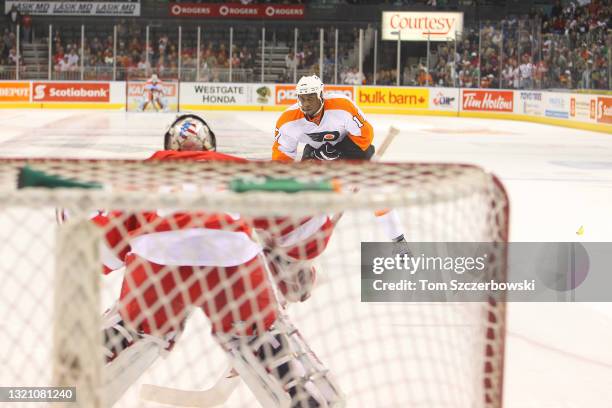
[311,143,341,161]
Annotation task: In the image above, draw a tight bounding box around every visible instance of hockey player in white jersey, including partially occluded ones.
[137,74,168,112]
[269,75,411,303]
[100,113,344,408]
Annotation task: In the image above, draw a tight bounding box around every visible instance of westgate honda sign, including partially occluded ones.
[382,11,463,41]
[169,3,304,19]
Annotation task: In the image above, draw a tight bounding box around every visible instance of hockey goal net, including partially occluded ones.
[0,159,508,408]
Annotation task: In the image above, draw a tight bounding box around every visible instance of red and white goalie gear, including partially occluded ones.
[148,150,245,162]
[101,303,185,407]
[119,251,276,337]
[254,214,336,303]
[95,210,275,335]
[94,150,248,274]
[138,76,168,112]
[216,314,345,408]
[98,212,279,404]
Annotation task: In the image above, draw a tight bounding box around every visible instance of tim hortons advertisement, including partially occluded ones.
[596,96,612,124]
[429,88,459,111]
[517,91,544,116]
[0,82,30,102]
[357,87,429,109]
[169,3,304,19]
[183,83,274,105]
[5,1,140,16]
[32,82,110,102]
[569,94,597,122]
[382,11,463,42]
[462,90,513,112]
[275,85,354,105]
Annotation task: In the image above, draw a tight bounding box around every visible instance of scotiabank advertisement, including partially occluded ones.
[357,87,429,109]
[275,85,354,105]
[596,96,612,124]
[462,90,513,112]
[32,82,110,102]
[0,82,30,102]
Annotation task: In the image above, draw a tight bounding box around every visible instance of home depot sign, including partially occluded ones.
[382,11,463,41]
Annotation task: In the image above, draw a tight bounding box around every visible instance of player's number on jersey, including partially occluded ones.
[352,116,364,129]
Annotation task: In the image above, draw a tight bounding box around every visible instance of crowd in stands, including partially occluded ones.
[1,0,610,89]
[420,0,610,89]
[47,21,259,81]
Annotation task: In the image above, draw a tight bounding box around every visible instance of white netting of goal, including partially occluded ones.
[0,159,508,408]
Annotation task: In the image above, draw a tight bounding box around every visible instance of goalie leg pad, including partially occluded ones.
[101,305,182,407]
[215,315,344,408]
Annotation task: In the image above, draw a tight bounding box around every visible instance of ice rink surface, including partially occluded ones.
[0,109,611,407]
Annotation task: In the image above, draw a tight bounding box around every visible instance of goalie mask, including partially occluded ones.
[164,114,217,151]
[296,75,324,117]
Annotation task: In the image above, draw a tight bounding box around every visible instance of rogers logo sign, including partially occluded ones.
[220,5,258,16]
[32,82,110,102]
[170,4,211,16]
[168,3,304,19]
[462,90,513,112]
[265,6,304,17]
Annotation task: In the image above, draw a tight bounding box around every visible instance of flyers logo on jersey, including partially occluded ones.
[306,131,340,142]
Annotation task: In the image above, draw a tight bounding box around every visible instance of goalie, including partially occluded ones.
[137,74,168,112]
[97,113,344,408]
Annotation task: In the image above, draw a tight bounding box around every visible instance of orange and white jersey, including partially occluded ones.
[144,80,164,96]
[272,95,374,162]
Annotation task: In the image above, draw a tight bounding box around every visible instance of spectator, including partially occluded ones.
[6,5,21,34]
[285,51,297,74]
[8,47,19,65]
[417,66,432,86]
[518,54,534,89]
[67,48,79,71]
[21,12,31,44]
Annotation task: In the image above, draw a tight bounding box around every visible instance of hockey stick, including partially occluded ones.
[373,125,399,160]
[329,125,399,226]
[140,366,240,407]
[139,126,401,408]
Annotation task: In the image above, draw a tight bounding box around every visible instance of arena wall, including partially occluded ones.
[0,81,609,133]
